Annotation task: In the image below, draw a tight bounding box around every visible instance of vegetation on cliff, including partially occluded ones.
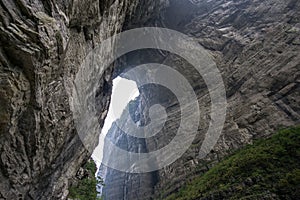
[68,160,102,200]
[166,127,300,200]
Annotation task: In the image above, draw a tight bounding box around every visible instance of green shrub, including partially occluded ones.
[165,126,300,200]
[68,160,103,200]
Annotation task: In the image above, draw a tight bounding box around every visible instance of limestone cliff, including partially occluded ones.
[1,0,299,200]
[0,0,141,199]
[100,0,300,199]
[156,0,300,198]
[153,0,300,198]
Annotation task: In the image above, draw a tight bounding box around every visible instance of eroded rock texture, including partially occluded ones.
[0,0,143,199]
[1,0,300,199]
[154,0,300,198]
[100,0,300,199]
[100,83,176,200]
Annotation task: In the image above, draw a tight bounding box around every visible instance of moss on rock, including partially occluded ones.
[166,127,300,200]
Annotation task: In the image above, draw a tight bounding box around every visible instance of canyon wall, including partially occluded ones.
[101,0,300,199]
[0,0,144,199]
[1,0,299,199]
[155,0,300,198]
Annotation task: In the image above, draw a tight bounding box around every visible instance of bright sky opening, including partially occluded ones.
[92,77,140,168]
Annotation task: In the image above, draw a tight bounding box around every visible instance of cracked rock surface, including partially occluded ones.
[1,0,299,200]
[0,0,143,199]
[99,0,300,199]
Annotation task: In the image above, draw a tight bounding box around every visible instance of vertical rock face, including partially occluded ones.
[100,0,300,199]
[0,0,142,199]
[1,0,299,200]
[100,101,158,199]
[99,82,177,200]
[153,0,300,198]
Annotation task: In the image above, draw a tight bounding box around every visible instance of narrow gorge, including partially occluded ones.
[0,0,299,200]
